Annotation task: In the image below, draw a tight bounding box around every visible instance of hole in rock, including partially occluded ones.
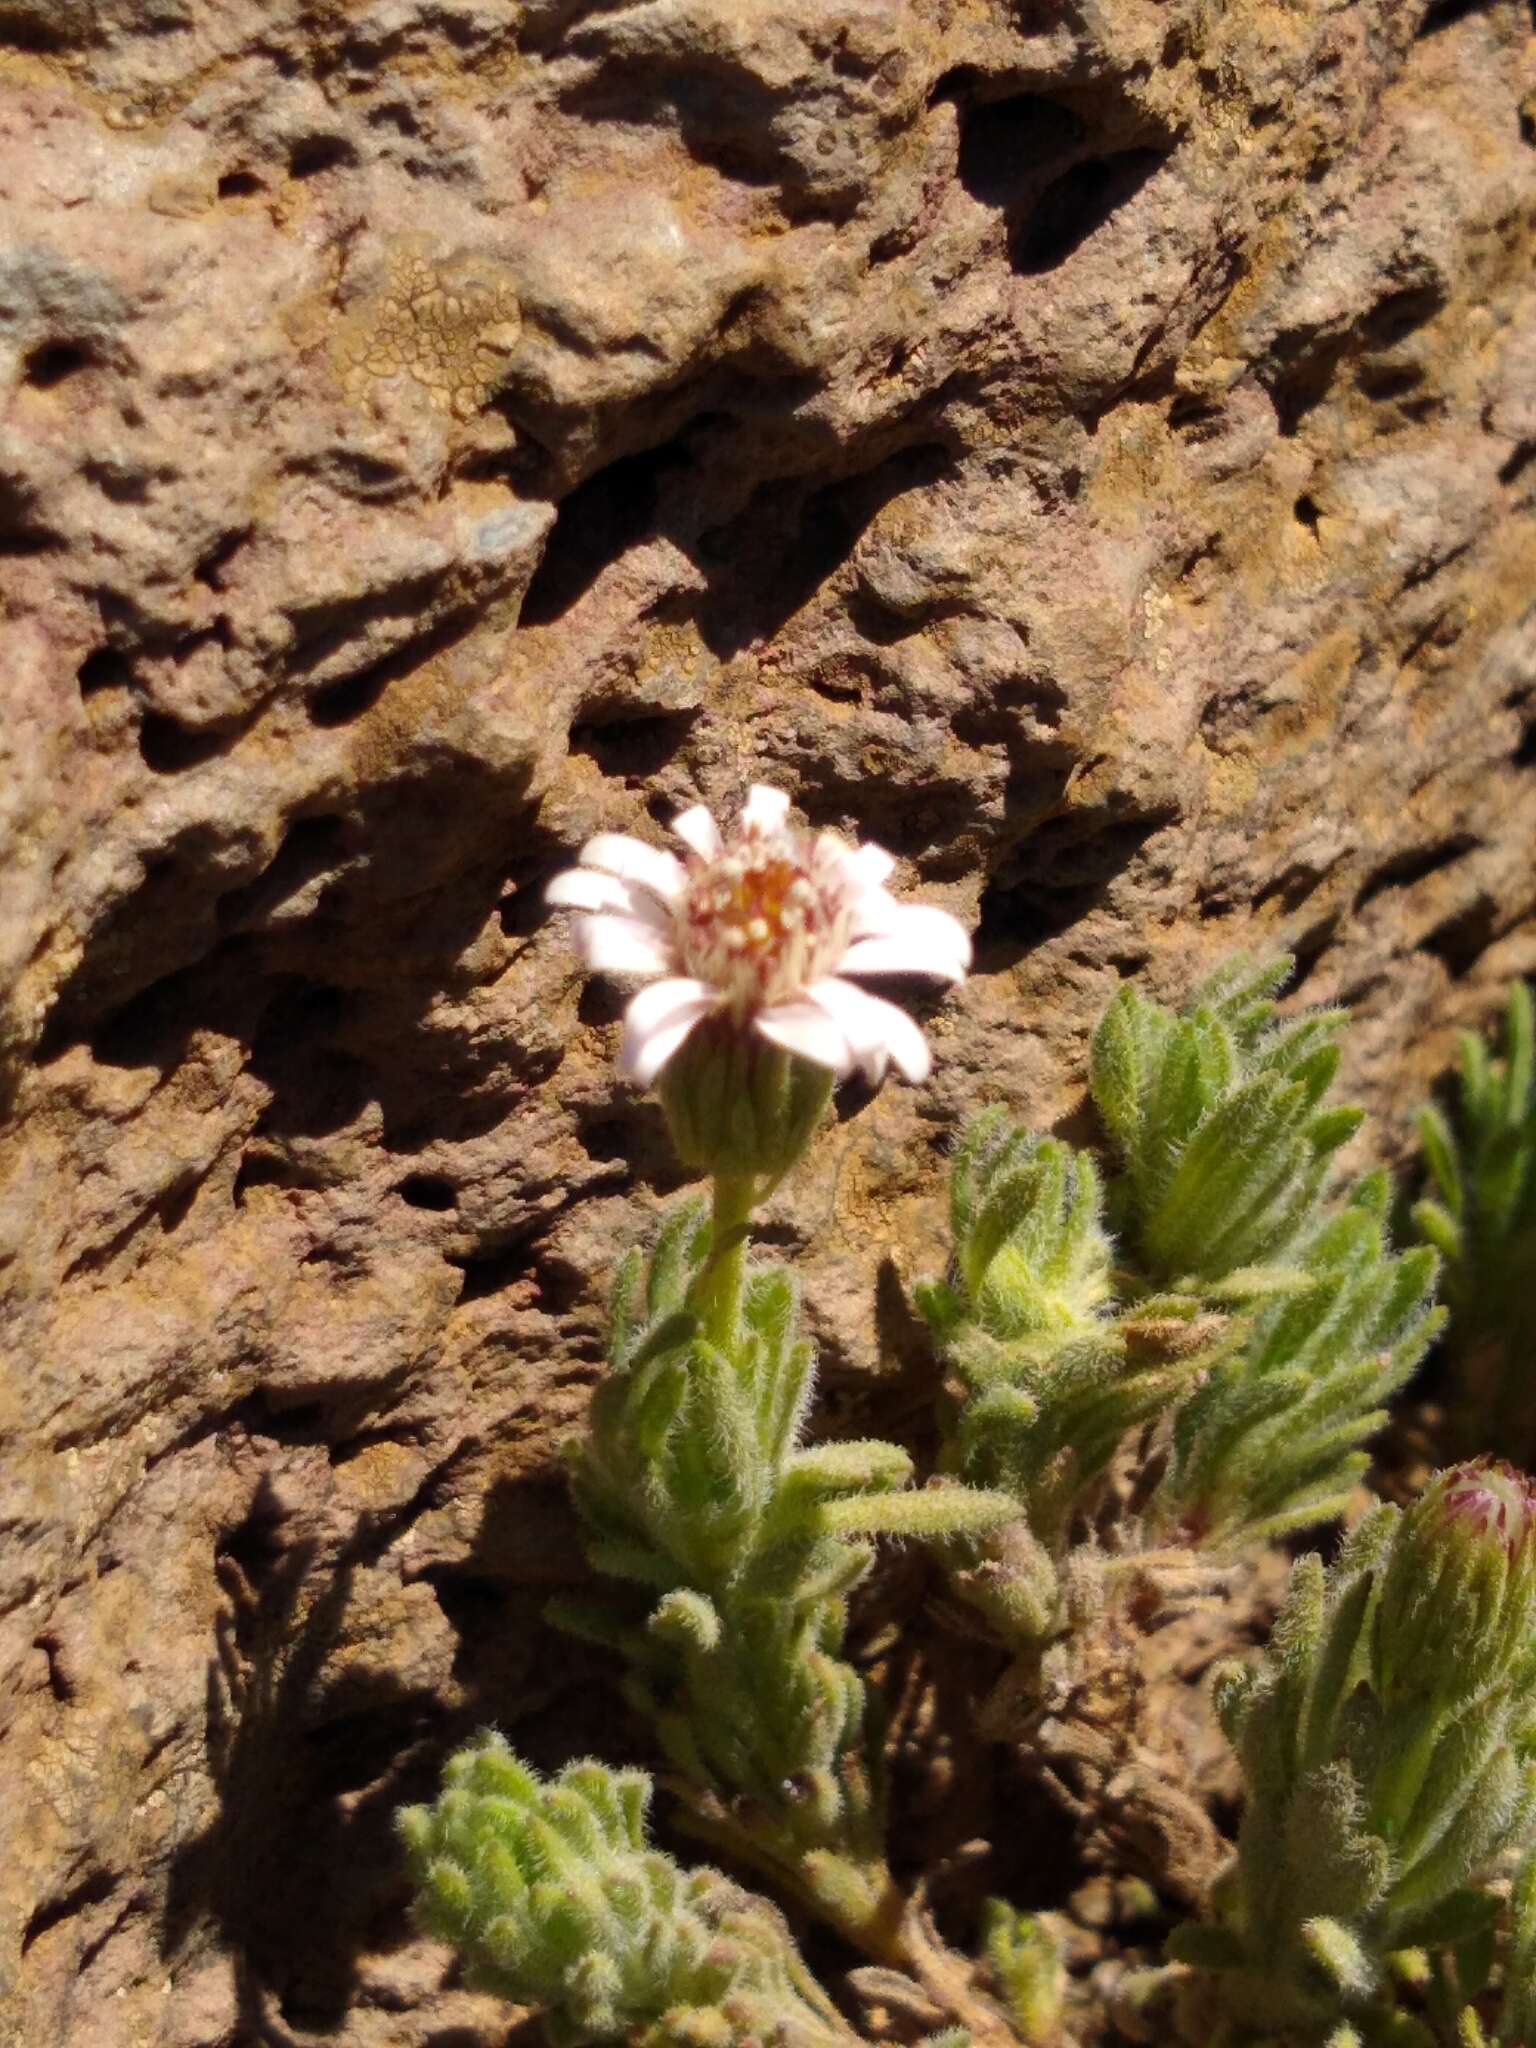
[397,1172,456,1211]
[1011,148,1166,273]
[1416,0,1491,31]
[1513,718,1536,768]
[1499,442,1536,488]
[233,1153,306,1205]
[24,340,91,388]
[0,526,56,555]
[569,707,697,781]
[138,710,227,774]
[217,170,263,199]
[956,93,1082,208]
[519,437,692,627]
[1294,494,1322,534]
[0,9,73,51]
[78,648,133,694]
[368,101,419,137]
[288,134,355,178]
[1359,363,1425,402]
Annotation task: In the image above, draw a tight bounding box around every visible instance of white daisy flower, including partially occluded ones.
[545,785,971,1089]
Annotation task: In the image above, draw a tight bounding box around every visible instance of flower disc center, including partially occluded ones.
[677,834,849,1013]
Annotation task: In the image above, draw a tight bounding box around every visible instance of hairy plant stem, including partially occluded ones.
[692,1170,757,1352]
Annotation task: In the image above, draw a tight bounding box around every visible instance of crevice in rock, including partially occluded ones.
[22,1871,116,1955]
[1011,149,1168,274]
[1353,835,1481,911]
[304,608,473,727]
[972,812,1173,969]
[396,1172,456,1211]
[233,1151,323,1205]
[194,528,250,589]
[955,92,1083,210]
[1416,0,1494,33]
[216,814,351,930]
[1422,892,1501,976]
[518,435,693,627]
[34,1633,72,1703]
[568,706,697,780]
[696,442,953,657]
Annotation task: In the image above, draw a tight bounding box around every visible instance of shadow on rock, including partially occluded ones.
[162,1478,448,2042]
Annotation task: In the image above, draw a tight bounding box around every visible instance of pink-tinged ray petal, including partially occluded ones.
[849,898,971,961]
[842,913,971,984]
[575,915,674,976]
[670,804,722,861]
[843,841,897,889]
[545,867,650,918]
[578,833,686,902]
[811,977,931,1083]
[621,991,716,1085]
[741,785,792,835]
[754,999,855,1077]
[803,974,892,1083]
[622,976,717,1040]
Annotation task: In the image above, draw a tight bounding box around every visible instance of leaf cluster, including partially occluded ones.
[1413,983,1536,1459]
[1169,1502,1536,2045]
[555,1195,1009,1936]
[398,1735,858,2047]
[920,958,1442,1652]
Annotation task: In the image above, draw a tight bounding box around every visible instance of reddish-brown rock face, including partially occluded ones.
[2,1,1534,2040]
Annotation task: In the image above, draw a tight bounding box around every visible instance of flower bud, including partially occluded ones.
[656,1015,833,1180]
[1373,1460,1536,1712]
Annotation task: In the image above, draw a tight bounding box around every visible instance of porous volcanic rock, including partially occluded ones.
[2,1,1535,2041]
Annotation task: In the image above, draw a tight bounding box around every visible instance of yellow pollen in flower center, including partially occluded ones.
[717,857,802,949]
[679,839,839,1007]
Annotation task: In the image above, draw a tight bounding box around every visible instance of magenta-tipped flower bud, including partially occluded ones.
[1373,1460,1536,1711]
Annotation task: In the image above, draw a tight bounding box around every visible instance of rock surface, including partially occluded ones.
[2,0,1535,2040]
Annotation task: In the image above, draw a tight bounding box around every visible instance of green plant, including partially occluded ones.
[552,1186,1011,1953]
[919,959,1442,1653]
[1157,1463,1536,2046]
[1412,982,1536,1460]
[398,1736,865,2046]
[398,796,1526,2048]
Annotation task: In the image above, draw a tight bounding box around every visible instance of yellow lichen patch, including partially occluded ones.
[334,248,523,422]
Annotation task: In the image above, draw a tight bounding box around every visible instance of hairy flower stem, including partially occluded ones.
[691,1172,757,1352]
